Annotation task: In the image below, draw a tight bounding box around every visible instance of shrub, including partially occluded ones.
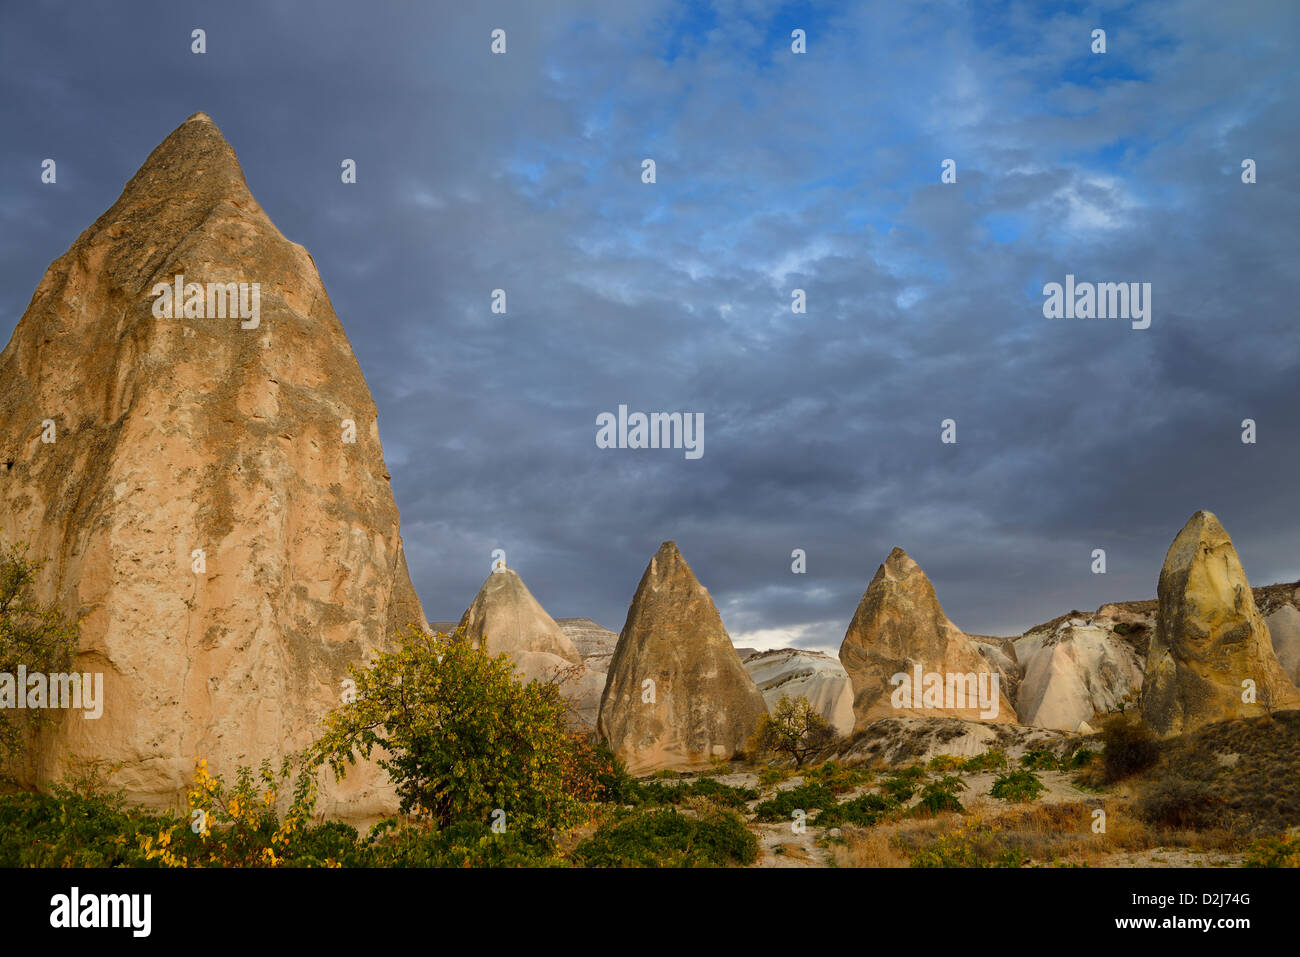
[960,750,1008,773]
[758,765,794,788]
[0,541,81,769]
[880,766,928,802]
[582,743,639,804]
[928,755,962,772]
[752,783,837,822]
[0,786,161,867]
[914,789,964,815]
[1136,775,1226,830]
[573,808,757,867]
[748,694,838,767]
[815,793,899,827]
[912,776,967,816]
[633,777,759,809]
[910,823,1028,868]
[146,757,323,867]
[310,626,590,838]
[1245,833,1300,868]
[990,769,1046,802]
[358,819,565,868]
[802,760,874,793]
[1019,749,1060,770]
[1065,747,1095,770]
[1099,714,1160,783]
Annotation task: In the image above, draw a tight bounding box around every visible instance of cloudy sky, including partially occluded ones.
[2,1,1297,653]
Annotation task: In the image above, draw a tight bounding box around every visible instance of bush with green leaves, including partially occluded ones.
[815,792,899,827]
[912,776,967,816]
[310,626,599,839]
[0,785,161,867]
[911,823,1029,868]
[1020,747,1096,772]
[990,769,1046,802]
[752,783,837,822]
[0,541,81,770]
[357,819,565,868]
[880,766,928,802]
[748,694,838,767]
[1245,833,1300,868]
[802,760,874,793]
[633,776,759,809]
[573,808,757,867]
[960,750,1008,773]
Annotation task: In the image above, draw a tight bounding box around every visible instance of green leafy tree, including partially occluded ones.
[0,541,80,770]
[748,694,837,767]
[310,626,590,838]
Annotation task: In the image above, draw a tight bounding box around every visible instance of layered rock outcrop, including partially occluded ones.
[597,542,767,773]
[1141,511,1300,736]
[1014,617,1144,731]
[838,548,1016,731]
[741,648,855,737]
[0,113,425,820]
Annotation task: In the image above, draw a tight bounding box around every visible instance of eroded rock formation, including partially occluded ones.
[597,541,766,773]
[0,113,425,821]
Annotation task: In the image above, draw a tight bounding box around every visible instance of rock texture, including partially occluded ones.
[1266,604,1300,686]
[597,542,767,774]
[1141,511,1300,736]
[0,113,426,821]
[457,568,605,730]
[558,617,619,658]
[834,716,1075,767]
[1014,617,1144,731]
[838,548,1016,731]
[741,648,855,736]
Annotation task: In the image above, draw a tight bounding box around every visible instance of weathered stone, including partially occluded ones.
[1266,604,1300,686]
[838,548,1016,731]
[557,617,619,660]
[457,567,605,730]
[1141,511,1300,736]
[0,113,425,822]
[597,541,767,774]
[1014,618,1144,731]
[741,648,855,736]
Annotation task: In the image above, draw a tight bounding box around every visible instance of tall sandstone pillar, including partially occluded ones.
[0,113,426,821]
[598,542,767,774]
[1141,510,1299,736]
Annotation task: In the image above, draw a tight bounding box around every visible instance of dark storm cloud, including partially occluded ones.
[1,0,1296,653]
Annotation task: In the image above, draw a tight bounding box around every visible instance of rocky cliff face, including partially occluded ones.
[1141,511,1299,736]
[838,548,1016,730]
[0,113,425,821]
[597,542,767,773]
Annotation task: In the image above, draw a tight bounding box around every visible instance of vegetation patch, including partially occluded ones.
[752,783,837,822]
[573,808,757,867]
[990,769,1046,802]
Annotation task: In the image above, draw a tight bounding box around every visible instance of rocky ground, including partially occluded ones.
[635,709,1300,868]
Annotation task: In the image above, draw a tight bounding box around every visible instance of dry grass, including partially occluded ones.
[828,795,1250,867]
